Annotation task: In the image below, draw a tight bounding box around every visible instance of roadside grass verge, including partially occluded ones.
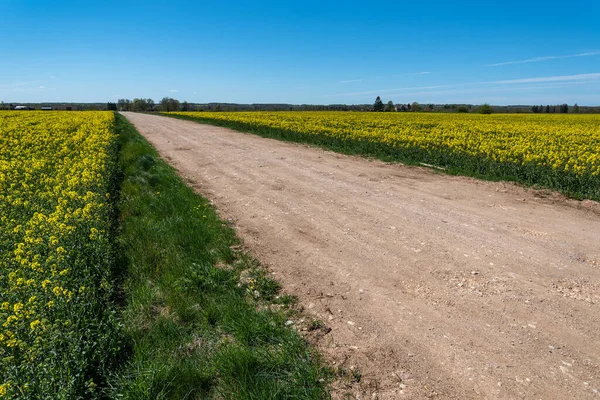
[162,112,599,201]
[108,114,330,399]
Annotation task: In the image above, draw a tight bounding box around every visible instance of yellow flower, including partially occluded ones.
[0,382,10,396]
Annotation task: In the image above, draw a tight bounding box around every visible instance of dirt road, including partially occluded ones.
[122,112,600,399]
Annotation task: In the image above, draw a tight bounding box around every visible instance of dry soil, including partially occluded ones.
[122,112,600,399]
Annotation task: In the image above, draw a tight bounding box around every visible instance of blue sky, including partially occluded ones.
[1,0,599,105]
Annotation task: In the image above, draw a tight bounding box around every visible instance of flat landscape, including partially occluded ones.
[123,112,600,399]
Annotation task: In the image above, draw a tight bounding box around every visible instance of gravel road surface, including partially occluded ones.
[122,112,600,399]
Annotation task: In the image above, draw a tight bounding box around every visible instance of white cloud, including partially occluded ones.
[0,80,40,89]
[383,80,600,98]
[170,89,178,93]
[488,51,600,67]
[491,72,600,84]
[392,72,431,77]
[326,84,460,97]
[50,75,56,79]
[326,73,600,97]
[339,79,364,84]
[39,86,45,89]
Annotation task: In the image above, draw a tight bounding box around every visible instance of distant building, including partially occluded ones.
[14,106,30,110]
[54,105,78,111]
[41,106,53,111]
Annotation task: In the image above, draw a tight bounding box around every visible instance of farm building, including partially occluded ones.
[53,105,78,111]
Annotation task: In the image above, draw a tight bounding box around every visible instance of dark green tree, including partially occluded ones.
[479,103,493,114]
[373,96,384,112]
[384,100,394,112]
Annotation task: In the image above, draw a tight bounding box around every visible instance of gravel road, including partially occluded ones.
[122,112,600,399]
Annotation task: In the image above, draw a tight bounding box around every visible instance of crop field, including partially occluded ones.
[0,111,329,399]
[0,111,118,397]
[2,109,599,399]
[167,112,600,200]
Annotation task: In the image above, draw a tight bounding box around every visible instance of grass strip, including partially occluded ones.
[107,114,330,399]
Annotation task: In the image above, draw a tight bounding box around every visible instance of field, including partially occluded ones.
[125,112,600,399]
[0,111,329,399]
[2,108,600,399]
[167,112,600,200]
[0,111,119,397]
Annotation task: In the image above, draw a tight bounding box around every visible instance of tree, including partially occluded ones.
[545,105,551,113]
[132,98,150,111]
[373,96,384,112]
[118,98,131,111]
[479,103,493,114]
[457,106,469,113]
[531,105,539,113]
[411,102,421,111]
[573,103,580,113]
[384,100,394,112]
[107,102,117,111]
[160,97,180,112]
[560,103,569,113]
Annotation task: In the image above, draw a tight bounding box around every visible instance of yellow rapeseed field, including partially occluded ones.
[169,111,600,198]
[0,111,119,398]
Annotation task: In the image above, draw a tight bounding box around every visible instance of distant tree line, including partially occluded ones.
[369,97,592,114]
[2,99,598,113]
[531,104,576,113]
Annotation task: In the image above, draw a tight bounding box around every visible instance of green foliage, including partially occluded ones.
[479,103,493,114]
[0,112,121,398]
[108,115,330,399]
[160,97,181,112]
[373,96,384,112]
[131,98,155,112]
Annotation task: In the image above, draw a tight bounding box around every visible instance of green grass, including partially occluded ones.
[107,114,330,399]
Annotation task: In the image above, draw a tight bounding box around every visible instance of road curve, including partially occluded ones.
[122,112,600,399]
